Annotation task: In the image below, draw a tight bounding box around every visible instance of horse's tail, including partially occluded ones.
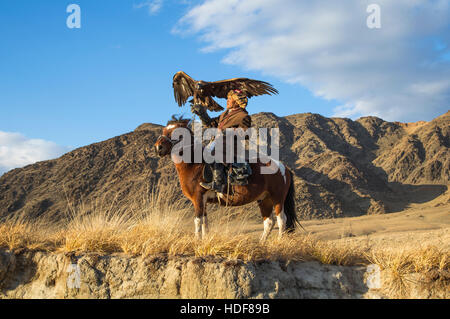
[284,169,302,233]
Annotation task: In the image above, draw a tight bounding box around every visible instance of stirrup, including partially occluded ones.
[200,181,212,190]
[200,181,225,193]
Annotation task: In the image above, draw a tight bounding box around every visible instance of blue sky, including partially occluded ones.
[0,1,337,149]
[0,0,449,175]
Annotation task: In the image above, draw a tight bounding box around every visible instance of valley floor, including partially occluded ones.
[246,202,450,250]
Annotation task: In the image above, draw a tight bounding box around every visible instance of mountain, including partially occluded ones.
[0,111,448,220]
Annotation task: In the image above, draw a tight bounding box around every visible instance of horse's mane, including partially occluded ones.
[167,114,191,126]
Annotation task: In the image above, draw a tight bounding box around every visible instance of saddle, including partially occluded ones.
[203,162,252,187]
[228,162,253,186]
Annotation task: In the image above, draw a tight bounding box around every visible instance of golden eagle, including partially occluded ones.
[172,71,278,112]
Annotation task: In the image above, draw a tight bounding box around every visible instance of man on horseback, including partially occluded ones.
[163,73,301,240]
[172,71,279,193]
[191,89,251,193]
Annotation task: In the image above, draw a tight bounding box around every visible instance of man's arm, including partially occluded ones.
[209,116,220,128]
[240,115,252,141]
[239,115,251,130]
[191,104,218,127]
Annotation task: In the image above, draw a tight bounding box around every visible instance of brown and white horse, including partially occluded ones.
[154,117,300,241]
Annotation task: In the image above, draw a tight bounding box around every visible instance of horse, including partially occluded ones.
[153,117,300,241]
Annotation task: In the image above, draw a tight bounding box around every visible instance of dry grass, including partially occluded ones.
[0,184,448,297]
[0,212,62,251]
[366,246,449,297]
[0,190,368,265]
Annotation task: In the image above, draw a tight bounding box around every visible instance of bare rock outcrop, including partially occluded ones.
[0,250,446,299]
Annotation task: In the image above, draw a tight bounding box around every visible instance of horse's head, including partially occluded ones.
[154,116,192,157]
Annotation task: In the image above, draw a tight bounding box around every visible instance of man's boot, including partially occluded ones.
[200,163,226,193]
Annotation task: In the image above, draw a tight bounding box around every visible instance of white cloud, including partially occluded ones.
[176,0,450,121]
[134,0,163,15]
[0,132,70,176]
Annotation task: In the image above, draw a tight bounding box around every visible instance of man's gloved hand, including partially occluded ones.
[191,103,212,126]
[191,103,204,116]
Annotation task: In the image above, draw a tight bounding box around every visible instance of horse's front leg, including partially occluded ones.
[193,193,208,239]
[194,215,208,240]
[194,215,202,240]
[202,214,208,239]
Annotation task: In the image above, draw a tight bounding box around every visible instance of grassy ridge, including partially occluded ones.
[0,185,448,298]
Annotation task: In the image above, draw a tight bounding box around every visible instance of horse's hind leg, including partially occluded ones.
[274,203,287,238]
[258,197,275,243]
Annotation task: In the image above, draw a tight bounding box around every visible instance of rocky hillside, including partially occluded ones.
[0,111,448,220]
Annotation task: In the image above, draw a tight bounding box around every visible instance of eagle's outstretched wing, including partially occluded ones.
[172,72,277,112]
[204,78,279,99]
[173,71,224,111]
[172,71,196,107]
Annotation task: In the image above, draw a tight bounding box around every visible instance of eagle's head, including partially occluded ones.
[196,81,207,91]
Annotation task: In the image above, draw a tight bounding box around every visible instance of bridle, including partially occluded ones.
[156,134,178,146]
[156,135,195,152]
[155,121,196,154]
